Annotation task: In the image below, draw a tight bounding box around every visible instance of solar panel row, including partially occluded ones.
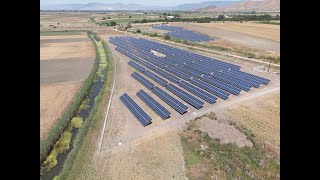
[137,89,171,120]
[152,86,188,114]
[166,83,204,109]
[131,72,155,90]
[120,93,152,126]
[128,61,145,73]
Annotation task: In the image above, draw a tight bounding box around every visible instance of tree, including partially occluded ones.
[144,12,147,14]
[141,19,148,23]
[102,17,106,20]
[218,15,225,21]
[126,23,132,29]
[136,29,141,33]
[107,17,111,19]
[160,16,162,18]
[109,21,117,26]
[164,34,171,40]
[129,15,132,18]
[163,13,167,16]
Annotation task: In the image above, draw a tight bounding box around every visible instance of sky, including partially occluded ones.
[40,0,239,7]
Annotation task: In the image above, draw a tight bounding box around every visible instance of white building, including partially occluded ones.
[166,16,175,19]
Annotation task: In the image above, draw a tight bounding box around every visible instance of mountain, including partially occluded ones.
[197,0,280,12]
[40,3,165,11]
[172,1,239,10]
[40,1,241,11]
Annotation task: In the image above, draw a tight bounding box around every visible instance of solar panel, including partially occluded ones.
[165,83,204,109]
[120,93,152,126]
[178,80,217,104]
[151,86,188,114]
[137,89,171,120]
[131,72,155,90]
[128,61,145,73]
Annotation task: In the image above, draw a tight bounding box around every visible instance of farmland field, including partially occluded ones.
[171,22,280,53]
[40,32,95,140]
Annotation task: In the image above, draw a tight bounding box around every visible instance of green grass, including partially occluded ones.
[181,121,280,180]
[40,31,81,36]
[181,136,202,166]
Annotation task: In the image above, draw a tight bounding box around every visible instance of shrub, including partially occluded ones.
[136,29,141,33]
[164,34,171,40]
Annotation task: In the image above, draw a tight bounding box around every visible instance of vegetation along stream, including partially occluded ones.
[40,32,109,180]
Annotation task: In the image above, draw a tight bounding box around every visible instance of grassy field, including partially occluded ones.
[181,120,280,180]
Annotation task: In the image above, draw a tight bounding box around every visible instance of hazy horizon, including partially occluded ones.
[41,0,241,7]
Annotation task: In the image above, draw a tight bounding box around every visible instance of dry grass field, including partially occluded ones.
[172,22,280,53]
[40,33,95,140]
[90,129,186,179]
[197,22,280,42]
[40,82,82,139]
[226,91,280,157]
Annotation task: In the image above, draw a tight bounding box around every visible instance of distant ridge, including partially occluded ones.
[40,1,240,11]
[196,0,280,12]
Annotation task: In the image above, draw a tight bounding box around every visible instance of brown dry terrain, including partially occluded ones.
[40,33,95,140]
[40,12,100,31]
[40,81,82,139]
[89,129,186,179]
[226,91,280,157]
[172,22,280,53]
[194,22,280,42]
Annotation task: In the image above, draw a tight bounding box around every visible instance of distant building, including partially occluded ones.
[166,16,175,19]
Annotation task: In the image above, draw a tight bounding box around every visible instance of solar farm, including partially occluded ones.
[152,25,213,42]
[109,36,270,127]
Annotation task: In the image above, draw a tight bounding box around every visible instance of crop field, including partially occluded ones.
[40,32,95,140]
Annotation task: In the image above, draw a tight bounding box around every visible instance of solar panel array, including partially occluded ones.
[112,36,270,127]
[152,25,213,42]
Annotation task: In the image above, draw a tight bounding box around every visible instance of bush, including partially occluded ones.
[164,34,171,40]
[218,15,225,21]
[136,29,141,33]
[129,15,132,18]
[109,21,116,26]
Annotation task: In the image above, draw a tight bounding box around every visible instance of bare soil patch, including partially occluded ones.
[195,116,253,148]
[40,39,94,60]
[40,81,82,140]
[40,57,94,84]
